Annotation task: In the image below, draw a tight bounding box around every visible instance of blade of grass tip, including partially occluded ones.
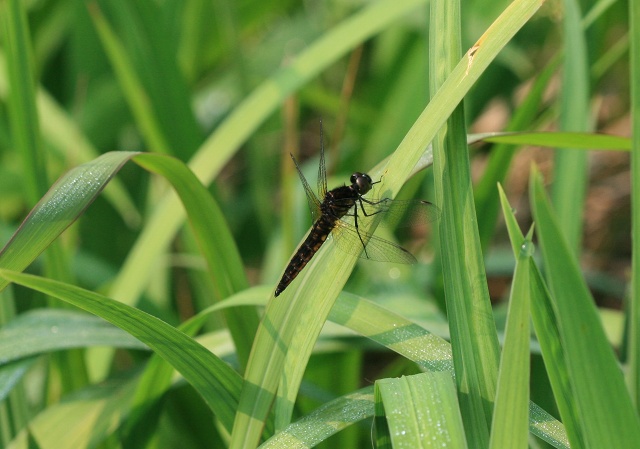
[499,184,580,448]
[489,223,533,449]
[0,152,138,293]
[629,0,640,409]
[531,167,640,447]
[551,0,590,255]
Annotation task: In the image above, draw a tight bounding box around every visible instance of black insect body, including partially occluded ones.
[275,133,439,297]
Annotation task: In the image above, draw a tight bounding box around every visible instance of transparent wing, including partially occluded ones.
[317,124,328,198]
[359,198,441,229]
[330,219,418,263]
[328,198,440,262]
[290,153,322,222]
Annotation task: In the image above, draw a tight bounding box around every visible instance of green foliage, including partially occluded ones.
[0,0,636,448]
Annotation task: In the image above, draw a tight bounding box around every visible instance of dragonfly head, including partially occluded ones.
[350,172,374,194]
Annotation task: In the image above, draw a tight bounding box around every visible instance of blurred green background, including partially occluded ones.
[0,0,634,447]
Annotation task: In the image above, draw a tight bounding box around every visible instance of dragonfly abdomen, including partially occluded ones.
[274,214,338,296]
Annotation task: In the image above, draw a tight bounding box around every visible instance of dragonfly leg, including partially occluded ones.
[358,196,388,217]
[351,202,371,257]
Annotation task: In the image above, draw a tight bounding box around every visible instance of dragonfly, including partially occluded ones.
[275,130,440,297]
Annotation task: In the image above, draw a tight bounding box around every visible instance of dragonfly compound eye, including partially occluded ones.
[354,173,372,194]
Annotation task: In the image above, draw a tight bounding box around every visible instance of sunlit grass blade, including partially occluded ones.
[0,270,242,433]
[530,167,640,447]
[258,387,375,449]
[375,373,467,448]
[430,0,494,442]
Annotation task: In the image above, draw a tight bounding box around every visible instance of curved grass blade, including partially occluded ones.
[0,309,145,365]
[132,153,258,368]
[258,387,374,449]
[0,151,138,293]
[0,269,242,433]
[0,151,256,369]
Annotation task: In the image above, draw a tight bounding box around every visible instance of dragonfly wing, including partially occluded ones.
[290,153,322,222]
[330,220,417,264]
[317,124,328,198]
[360,199,441,228]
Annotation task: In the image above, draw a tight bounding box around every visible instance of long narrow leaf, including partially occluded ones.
[628,0,640,408]
[0,270,242,433]
[530,167,640,447]
[375,373,467,448]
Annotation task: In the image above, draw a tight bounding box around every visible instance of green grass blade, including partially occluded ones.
[2,0,46,203]
[88,3,172,155]
[551,0,590,255]
[132,153,259,368]
[530,168,640,447]
[258,387,375,449]
[0,270,242,433]
[481,131,631,151]
[430,0,496,442]
[0,152,137,292]
[629,0,640,409]
[0,309,145,365]
[490,196,533,448]
[500,184,585,448]
[375,373,468,448]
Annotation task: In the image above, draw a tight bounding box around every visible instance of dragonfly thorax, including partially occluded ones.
[350,172,374,195]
